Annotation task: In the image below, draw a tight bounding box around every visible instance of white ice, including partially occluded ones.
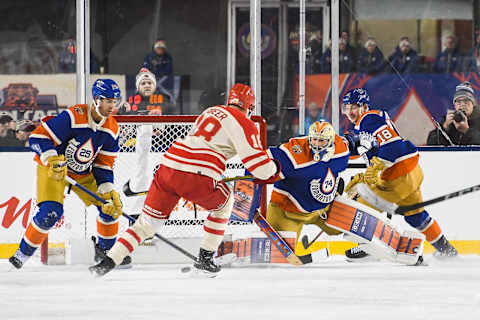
[1,255,479,320]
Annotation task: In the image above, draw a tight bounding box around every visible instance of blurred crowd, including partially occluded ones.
[0,115,37,147]
[309,31,480,75]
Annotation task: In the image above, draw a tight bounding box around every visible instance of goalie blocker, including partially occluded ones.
[325,196,424,265]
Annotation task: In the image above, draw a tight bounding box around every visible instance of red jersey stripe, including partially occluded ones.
[175,142,227,160]
[169,145,226,170]
[163,154,223,175]
[247,158,272,172]
[242,151,266,164]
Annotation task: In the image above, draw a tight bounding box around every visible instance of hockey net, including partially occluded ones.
[41,115,267,264]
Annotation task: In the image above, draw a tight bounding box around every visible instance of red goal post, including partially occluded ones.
[41,114,268,264]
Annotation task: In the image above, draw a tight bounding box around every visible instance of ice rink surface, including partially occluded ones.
[1,255,479,320]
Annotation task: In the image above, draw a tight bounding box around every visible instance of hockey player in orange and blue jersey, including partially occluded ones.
[260,121,350,242]
[9,79,131,269]
[342,88,458,260]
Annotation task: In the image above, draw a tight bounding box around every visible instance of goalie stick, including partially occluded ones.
[65,176,199,263]
[253,210,312,265]
[123,175,254,197]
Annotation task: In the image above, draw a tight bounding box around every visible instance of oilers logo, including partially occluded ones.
[309,168,338,203]
[65,138,98,172]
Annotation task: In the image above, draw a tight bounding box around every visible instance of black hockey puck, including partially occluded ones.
[181,266,191,273]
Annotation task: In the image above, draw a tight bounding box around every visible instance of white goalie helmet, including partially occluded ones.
[308,121,336,155]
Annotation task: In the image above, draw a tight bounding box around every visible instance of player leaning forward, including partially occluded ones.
[89,83,281,277]
[9,79,130,269]
[342,88,457,260]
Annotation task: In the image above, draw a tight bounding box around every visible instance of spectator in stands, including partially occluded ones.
[426,81,480,145]
[464,31,480,73]
[117,68,174,115]
[356,37,385,75]
[387,37,418,74]
[0,114,17,146]
[341,30,357,66]
[294,102,326,136]
[319,38,354,74]
[9,120,36,147]
[143,39,173,80]
[432,35,463,73]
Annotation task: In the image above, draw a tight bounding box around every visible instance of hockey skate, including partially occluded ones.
[8,251,30,270]
[345,246,379,263]
[92,236,132,269]
[89,256,116,277]
[432,235,458,259]
[192,248,221,278]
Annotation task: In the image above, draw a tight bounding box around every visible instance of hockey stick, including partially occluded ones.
[253,210,312,265]
[65,176,198,263]
[394,183,480,215]
[301,230,324,250]
[123,175,254,197]
[357,182,480,216]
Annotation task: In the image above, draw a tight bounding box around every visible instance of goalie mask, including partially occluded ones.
[308,121,335,161]
[227,83,255,118]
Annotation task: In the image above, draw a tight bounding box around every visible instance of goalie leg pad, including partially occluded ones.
[326,196,424,265]
[200,192,234,251]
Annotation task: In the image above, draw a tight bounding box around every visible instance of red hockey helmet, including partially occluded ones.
[227,83,255,117]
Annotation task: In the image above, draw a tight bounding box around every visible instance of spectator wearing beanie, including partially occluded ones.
[427,82,480,145]
[117,68,166,115]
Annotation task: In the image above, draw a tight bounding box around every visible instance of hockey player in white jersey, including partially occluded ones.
[89,83,281,277]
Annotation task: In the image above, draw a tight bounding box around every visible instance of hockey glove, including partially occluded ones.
[99,190,123,219]
[253,159,282,185]
[47,155,67,181]
[345,173,364,199]
[314,203,331,220]
[364,157,386,186]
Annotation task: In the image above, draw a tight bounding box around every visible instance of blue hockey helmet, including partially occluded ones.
[342,88,370,109]
[92,79,121,101]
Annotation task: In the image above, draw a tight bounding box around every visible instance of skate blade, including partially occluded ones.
[181,267,219,278]
[214,253,237,266]
[345,255,380,263]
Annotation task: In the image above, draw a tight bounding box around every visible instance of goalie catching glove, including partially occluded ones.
[99,190,123,219]
[47,155,67,181]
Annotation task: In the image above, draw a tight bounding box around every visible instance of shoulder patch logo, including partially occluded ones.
[292,144,302,154]
[74,106,84,115]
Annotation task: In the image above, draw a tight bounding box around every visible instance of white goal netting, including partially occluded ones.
[43,115,267,263]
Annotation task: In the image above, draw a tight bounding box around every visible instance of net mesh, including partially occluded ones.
[46,116,264,249]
